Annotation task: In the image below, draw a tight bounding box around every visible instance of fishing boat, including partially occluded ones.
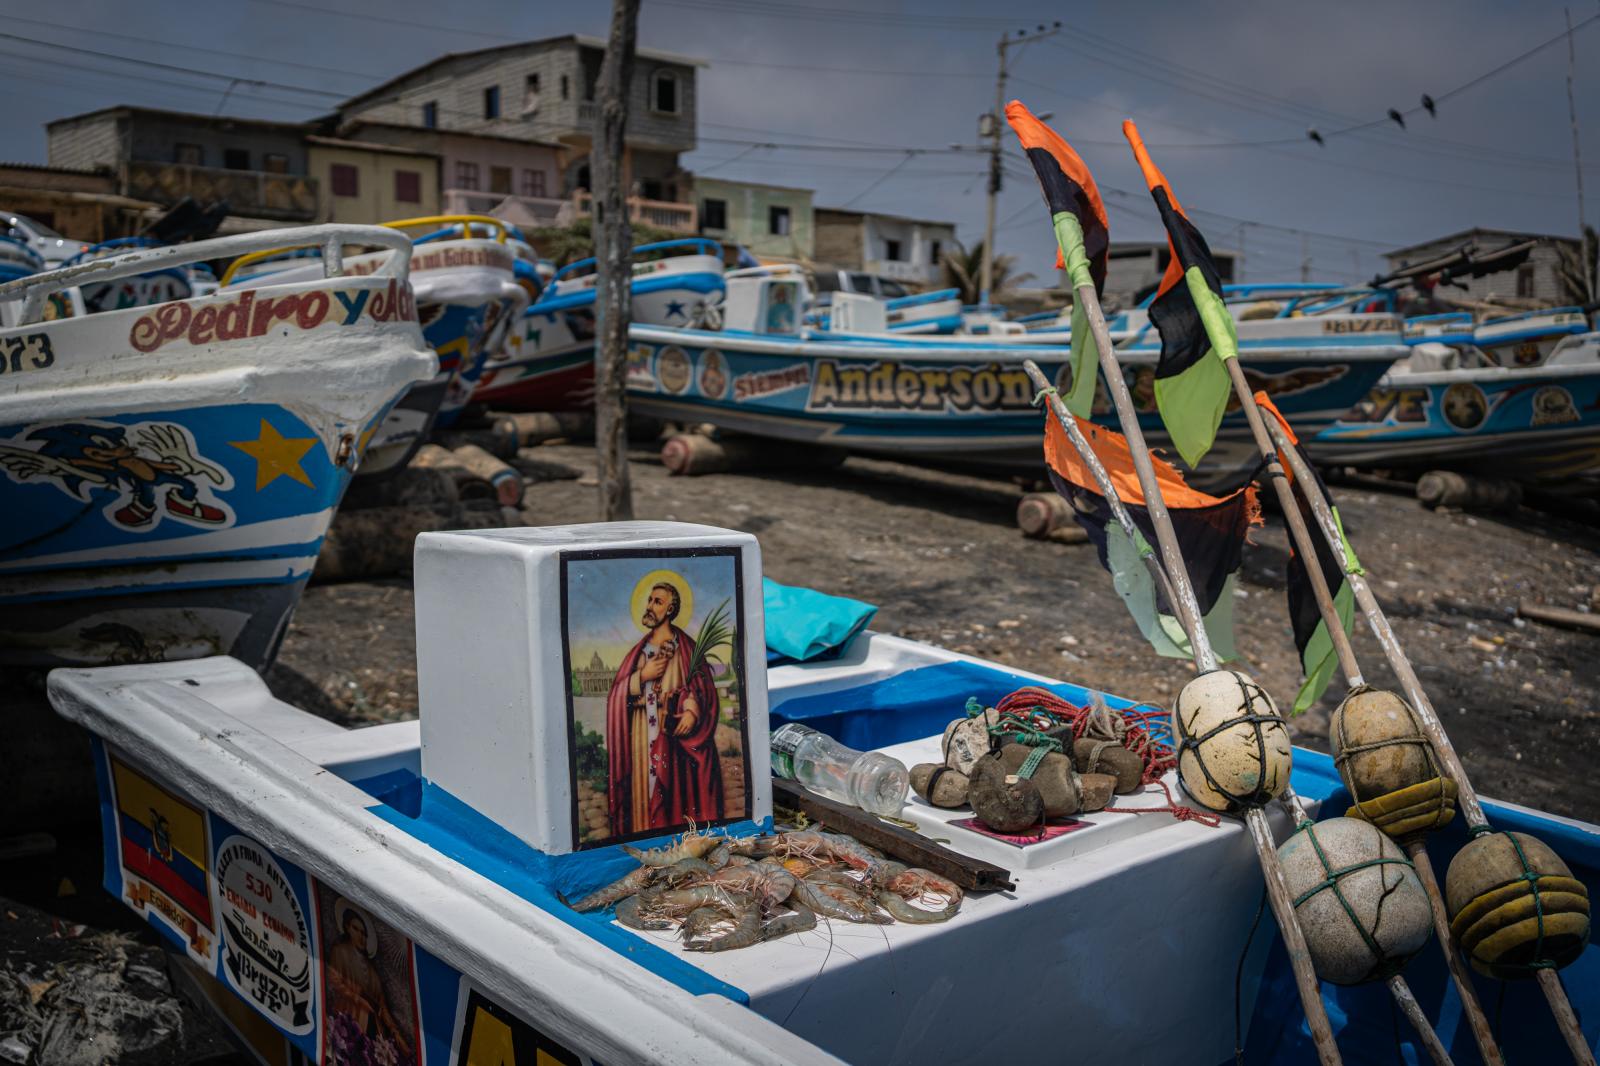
[806,285,966,334]
[624,274,1405,476]
[68,237,196,314]
[1473,306,1594,367]
[221,216,524,478]
[0,225,434,669]
[472,239,725,412]
[45,521,1599,1065]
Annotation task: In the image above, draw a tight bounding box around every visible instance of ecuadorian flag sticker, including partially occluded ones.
[111,755,215,962]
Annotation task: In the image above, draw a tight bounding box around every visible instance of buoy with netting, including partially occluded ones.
[1330,686,1457,841]
[1172,669,1292,813]
[1445,830,1591,980]
[1277,817,1434,984]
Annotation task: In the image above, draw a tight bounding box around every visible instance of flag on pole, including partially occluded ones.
[1005,100,1110,418]
[1122,120,1240,469]
[1043,410,1259,660]
[1256,392,1359,712]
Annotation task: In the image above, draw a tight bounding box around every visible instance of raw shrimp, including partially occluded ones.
[875,889,960,924]
[706,842,732,869]
[640,883,745,918]
[615,894,675,931]
[886,868,964,907]
[705,862,796,909]
[726,833,779,858]
[622,829,723,867]
[761,905,818,942]
[655,857,714,885]
[800,865,863,889]
[682,897,762,952]
[791,878,890,924]
[567,865,654,913]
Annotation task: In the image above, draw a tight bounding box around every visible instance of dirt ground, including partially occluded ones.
[4,438,1599,1063]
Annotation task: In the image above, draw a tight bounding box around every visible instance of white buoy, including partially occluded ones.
[1172,669,1292,813]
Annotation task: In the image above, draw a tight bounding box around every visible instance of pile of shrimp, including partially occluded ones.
[564,826,964,952]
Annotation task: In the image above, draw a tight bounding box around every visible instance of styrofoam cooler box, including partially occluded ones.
[414,522,770,855]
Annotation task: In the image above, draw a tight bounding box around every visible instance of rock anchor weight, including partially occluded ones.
[1172,669,1292,813]
[1445,830,1591,980]
[1277,817,1434,985]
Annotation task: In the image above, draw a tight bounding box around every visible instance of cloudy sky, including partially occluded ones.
[4,0,1595,283]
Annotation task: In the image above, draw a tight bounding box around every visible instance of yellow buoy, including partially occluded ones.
[1445,830,1590,980]
[1172,670,1291,813]
[1329,686,1457,841]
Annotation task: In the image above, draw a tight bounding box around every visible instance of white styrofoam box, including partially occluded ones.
[414,522,770,855]
[828,291,886,333]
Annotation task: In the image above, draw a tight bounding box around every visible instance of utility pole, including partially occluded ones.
[980,22,1060,305]
[1300,233,1311,283]
[592,0,639,521]
[1565,8,1593,302]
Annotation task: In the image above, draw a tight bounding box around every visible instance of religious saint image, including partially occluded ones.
[562,548,750,848]
[314,882,421,1066]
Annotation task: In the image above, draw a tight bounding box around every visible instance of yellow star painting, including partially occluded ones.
[229,419,317,491]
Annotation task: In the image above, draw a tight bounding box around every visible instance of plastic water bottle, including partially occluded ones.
[770,723,909,818]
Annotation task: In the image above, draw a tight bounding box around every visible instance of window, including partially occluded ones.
[702,198,727,230]
[848,272,875,293]
[652,70,679,114]
[812,271,841,293]
[421,101,438,128]
[174,142,203,166]
[395,169,421,204]
[522,73,540,113]
[262,153,288,174]
[881,279,908,298]
[330,163,359,198]
[1517,264,1535,298]
[522,169,546,197]
[223,148,250,170]
[560,74,570,100]
[490,165,512,194]
[930,239,942,264]
[641,179,663,201]
[576,163,591,190]
[884,238,903,262]
[768,205,791,237]
[455,161,480,190]
[484,85,501,119]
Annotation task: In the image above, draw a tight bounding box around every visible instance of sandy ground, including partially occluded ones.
[4,439,1599,1062]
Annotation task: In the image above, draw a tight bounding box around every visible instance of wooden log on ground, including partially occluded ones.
[341,463,465,510]
[661,433,847,476]
[451,444,524,506]
[313,503,463,583]
[435,417,520,460]
[504,411,594,446]
[1016,491,1088,543]
[772,777,1015,892]
[1517,600,1600,634]
[1416,470,1522,511]
[411,444,497,502]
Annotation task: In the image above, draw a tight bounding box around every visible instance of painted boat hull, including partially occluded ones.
[623,325,1402,477]
[47,632,1600,1066]
[2,253,434,670]
[471,262,723,412]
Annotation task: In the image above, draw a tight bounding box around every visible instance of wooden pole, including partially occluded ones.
[1221,358,1363,687]
[591,0,639,522]
[1387,975,1456,1066]
[1259,415,1594,1066]
[1072,282,1340,1064]
[1408,843,1506,1066]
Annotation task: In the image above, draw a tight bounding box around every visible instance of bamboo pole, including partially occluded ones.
[1072,281,1341,1065]
[1260,415,1592,1066]
[1409,844,1505,1066]
[1388,975,1456,1066]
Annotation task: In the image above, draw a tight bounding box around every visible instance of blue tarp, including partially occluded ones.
[762,577,877,664]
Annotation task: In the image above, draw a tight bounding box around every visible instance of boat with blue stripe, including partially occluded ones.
[0,225,434,669]
[474,238,726,412]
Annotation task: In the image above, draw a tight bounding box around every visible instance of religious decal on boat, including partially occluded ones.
[733,362,811,402]
[128,280,416,354]
[313,881,421,1066]
[697,349,728,400]
[656,345,692,394]
[561,547,750,848]
[215,832,315,1036]
[1341,387,1431,425]
[807,361,1037,413]
[108,753,217,966]
[448,982,584,1066]
[765,280,800,333]
[1531,385,1580,426]
[0,419,236,531]
[1442,381,1490,430]
[626,343,656,392]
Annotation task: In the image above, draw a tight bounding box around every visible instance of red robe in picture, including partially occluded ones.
[605,624,725,837]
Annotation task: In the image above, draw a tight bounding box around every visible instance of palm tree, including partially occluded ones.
[939,239,1034,305]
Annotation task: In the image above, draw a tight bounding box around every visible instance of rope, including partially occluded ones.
[1031,385,1059,405]
[1506,831,1552,970]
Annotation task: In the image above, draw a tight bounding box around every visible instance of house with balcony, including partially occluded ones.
[1384,228,1585,306]
[694,177,813,260]
[332,34,705,233]
[813,207,957,288]
[46,106,319,230]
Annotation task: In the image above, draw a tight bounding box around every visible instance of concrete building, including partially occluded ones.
[813,207,957,288]
[694,177,813,260]
[46,107,319,228]
[1096,241,1240,308]
[333,34,705,232]
[0,163,152,244]
[305,135,440,224]
[334,122,561,226]
[1383,228,1584,306]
